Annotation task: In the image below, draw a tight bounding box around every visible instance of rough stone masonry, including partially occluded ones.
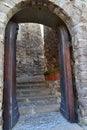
[16,23,45,78]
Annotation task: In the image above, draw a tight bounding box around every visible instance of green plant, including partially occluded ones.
[44,70,53,76]
[44,67,60,76]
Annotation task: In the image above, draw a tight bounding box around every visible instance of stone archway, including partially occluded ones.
[3,2,76,130]
[0,0,87,130]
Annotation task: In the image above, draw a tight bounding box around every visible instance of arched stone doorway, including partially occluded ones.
[3,1,77,130]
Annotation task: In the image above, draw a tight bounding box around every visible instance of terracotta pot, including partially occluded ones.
[45,72,60,81]
[45,75,51,80]
[45,76,49,80]
[54,73,60,79]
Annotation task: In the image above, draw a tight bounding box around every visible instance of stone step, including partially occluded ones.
[18,98,58,106]
[16,82,48,89]
[17,80,46,84]
[19,104,59,114]
[17,95,56,103]
[16,75,45,83]
[17,88,51,96]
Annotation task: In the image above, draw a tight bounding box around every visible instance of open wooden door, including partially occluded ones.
[58,26,75,122]
[3,21,19,130]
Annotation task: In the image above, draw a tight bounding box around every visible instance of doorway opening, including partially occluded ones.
[3,3,78,130]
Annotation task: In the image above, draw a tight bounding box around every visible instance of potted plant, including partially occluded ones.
[44,68,60,81]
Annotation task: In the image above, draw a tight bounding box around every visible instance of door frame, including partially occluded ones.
[3,23,76,130]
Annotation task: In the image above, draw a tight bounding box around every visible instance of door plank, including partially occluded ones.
[58,26,75,122]
[3,21,19,130]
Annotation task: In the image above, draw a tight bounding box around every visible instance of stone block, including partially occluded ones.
[1,0,15,8]
[12,0,22,4]
[0,3,10,13]
[80,117,87,126]
[75,0,87,12]
[0,12,7,23]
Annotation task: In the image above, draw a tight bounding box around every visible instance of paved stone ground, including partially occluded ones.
[12,112,83,130]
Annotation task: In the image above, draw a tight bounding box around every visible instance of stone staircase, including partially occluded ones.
[16,75,59,115]
[15,75,83,130]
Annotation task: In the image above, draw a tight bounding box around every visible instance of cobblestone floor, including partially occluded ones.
[12,112,82,130]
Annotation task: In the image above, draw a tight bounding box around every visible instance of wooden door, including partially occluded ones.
[3,21,19,130]
[58,26,75,122]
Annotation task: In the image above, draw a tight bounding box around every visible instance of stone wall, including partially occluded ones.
[44,26,59,71]
[16,23,45,78]
[47,80,61,111]
[0,0,87,129]
[44,26,61,112]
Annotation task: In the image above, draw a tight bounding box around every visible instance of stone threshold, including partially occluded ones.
[12,112,83,130]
